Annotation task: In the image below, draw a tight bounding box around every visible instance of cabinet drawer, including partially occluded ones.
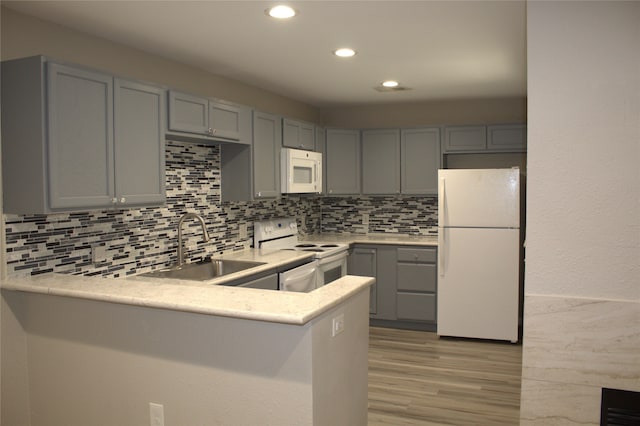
[397,263,436,292]
[397,293,436,322]
[397,247,436,263]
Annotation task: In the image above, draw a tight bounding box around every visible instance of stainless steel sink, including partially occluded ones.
[140,258,266,281]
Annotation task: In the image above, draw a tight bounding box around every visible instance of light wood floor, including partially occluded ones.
[368,326,523,425]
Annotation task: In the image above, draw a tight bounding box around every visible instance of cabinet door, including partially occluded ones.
[168,91,209,134]
[47,63,115,209]
[348,248,377,314]
[282,119,315,150]
[325,129,361,195]
[487,124,527,151]
[362,129,400,195]
[443,125,486,152]
[253,111,281,198]
[209,100,242,141]
[401,128,440,194]
[114,79,166,206]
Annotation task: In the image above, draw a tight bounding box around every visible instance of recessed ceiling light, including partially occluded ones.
[382,80,400,88]
[266,5,296,19]
[333,48,357,58]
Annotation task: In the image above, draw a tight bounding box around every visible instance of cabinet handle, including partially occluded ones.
[111,197,118,204]
[256,192,262,197]
[207,128,214,135]
[120,197,126,204]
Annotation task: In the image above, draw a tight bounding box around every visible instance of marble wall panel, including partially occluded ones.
[520,295,640,425]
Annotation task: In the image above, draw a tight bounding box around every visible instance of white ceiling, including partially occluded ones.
[4,1,527,108]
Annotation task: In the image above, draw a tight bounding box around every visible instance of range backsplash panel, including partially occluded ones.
[4,140,437,278]
[320,196,438,235]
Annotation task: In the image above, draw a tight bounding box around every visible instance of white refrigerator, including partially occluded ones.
[437,168,521,343]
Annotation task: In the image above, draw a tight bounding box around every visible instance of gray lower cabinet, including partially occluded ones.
[1,56,166,214]
[362,129,401,195]
[238,273,278,290]
[325,129,361,195]
[396,247,437,322]
[168,90,250,143]
[348,247,377,314]
[282,118,315,150]
[401,128,440,194]
[349,243,438,327]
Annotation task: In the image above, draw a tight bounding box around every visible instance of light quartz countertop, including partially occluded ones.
[1,234,435,325]
[1,248,374,325]
[302,233,438,247]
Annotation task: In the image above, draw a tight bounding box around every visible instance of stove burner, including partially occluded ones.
[321,244,339,248]
[303,248,325,252]
[295,244,318,248]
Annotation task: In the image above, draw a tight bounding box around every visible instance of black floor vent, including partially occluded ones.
[601,388,640,426]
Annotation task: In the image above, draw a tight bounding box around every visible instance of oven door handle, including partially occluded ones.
[317,250,349,265]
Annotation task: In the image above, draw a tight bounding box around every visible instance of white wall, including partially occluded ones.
[521,2,639,424]
[1,288,370,426]
[526,1,639,301]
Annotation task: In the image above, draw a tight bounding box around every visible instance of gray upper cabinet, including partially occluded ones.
[114,79,166,206]
[325,129,361,195]
[487,124,527,151]
[168,90,250,143]
[47,63,115,210]
[1,56,166,214]
[443,125,487,152]
[362,129,401,195]
[401,128,440,194]
[252,111,281,199]
[444,124,527,153]
[168,91,208,134]
[282,118,315,150]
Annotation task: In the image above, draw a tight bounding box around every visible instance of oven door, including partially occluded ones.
[316,251,348,288]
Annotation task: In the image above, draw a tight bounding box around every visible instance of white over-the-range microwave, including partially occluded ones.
[281,147,322,194]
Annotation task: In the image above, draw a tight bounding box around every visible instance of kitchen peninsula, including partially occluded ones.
[1,249,373,426]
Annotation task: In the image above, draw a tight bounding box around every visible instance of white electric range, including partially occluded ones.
[254,218,349,291]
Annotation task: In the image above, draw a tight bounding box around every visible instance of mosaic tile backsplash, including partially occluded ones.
[4,140,437,278]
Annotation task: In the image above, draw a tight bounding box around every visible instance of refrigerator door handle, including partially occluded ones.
[439,177,446,227]
[438,228,445,277]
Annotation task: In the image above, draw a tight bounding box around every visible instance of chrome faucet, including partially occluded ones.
[177,213,210,267]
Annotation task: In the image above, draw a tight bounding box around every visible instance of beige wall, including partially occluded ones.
[0,7,321,123]
[320,97,526,129]
[521,2,639,424]
[1,288,369,425]
[1,7,525,130]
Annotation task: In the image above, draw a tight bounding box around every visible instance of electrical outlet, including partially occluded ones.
[332,313,345,337]
[149,402,164,426]
[91,245,107,264]
[239,223,248,239]
[362,213,369,226]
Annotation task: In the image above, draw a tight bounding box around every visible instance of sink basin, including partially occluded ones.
[140,258,266,281]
